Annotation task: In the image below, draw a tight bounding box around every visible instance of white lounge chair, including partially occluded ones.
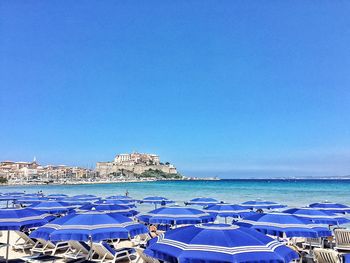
[30,238,69,255]
[13,231,37,252]
[313,248,341,263]
[63,241,90,261]
[91,241,133,263]
[134,247,160,263]
[131,233,151,247]
[334,228,350,251]
[302,237,323,250]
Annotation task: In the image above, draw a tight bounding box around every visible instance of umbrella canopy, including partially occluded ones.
[15,197,50,205]
[137,206,215,225]
[145,224,299,263]
[94,199,137,207]
[47,194,69,199]
[0,208,55,262]
[308,202,350,214]
[61,197,93,205]
[185,197,219,206]
[106,195,137,202]
[204,204,255,223]
[0,208,55,230]
[3,192,24,196]
[72,194,100,201]
[283,208,350,225]
[240,200,286,210]
[141,196,174,205]
[235,213,331,238]
[29,201,78,214]
[77,204,138,216]
[31,211,148,242]
[23,193,44,197]
[0,195,19,201]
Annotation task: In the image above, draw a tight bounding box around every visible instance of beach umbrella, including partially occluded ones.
[144,223,299,263]
[72,194,100,201]
[0,208,55,262]
[308,202,350,214]
[94,199,137,208]
[204,204,255,223]
[77,204,138,216]
[185,197,219,206]
[15,197,50,205]
[61,197,94,205]
[0,195,19,208]
[31,211,148,259]
[47,194,69,200]
[29,201,78,214]
[235,213,332,238]
[106,195,137,202]
[23,193,44,197]
[240,200,287,210]
[283,208,350,225]
[137,206,215,226]
[140,196,174,209]
[3,192,24,196]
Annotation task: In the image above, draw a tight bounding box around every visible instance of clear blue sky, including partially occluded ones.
[1,1,350,178]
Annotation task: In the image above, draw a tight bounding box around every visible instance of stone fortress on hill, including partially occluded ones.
[96,152,179,178]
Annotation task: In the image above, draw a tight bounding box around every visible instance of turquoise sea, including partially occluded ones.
[1,180,350,211]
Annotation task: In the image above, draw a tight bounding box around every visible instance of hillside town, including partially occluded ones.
[0,153,186,185]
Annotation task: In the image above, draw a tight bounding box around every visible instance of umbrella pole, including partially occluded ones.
[6,230,10,263]
[88,237,93,260]
[225,217,227,224]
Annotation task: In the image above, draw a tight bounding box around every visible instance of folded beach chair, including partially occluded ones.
[133,247,160,263]
[30,238,69,255]
[91,241,133,263]
[313,248,341,263]
[13,231,37,252]
[334,228,350,251]
[63,241,90,261]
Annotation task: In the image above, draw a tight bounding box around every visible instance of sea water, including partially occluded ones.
[1,180,350,210]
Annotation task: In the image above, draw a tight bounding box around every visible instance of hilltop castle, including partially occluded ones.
[96,152,177,176]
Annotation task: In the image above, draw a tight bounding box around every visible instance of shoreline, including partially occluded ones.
[0,178,219,187]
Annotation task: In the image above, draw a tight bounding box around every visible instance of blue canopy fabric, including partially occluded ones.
[185,198,219,206]
[47,194,69,199]
[94,199,137,207]
[235,213,332,238]
[71,195,100,202]
[283,208,350,225]
[137,207,215,225]
[31,211,148,242]
[77,204,138,216]
[61,197,93,205]
[140,196,175,205]
[3,192,24,196]
[144,224,299,263]
[106,195,137,202]
[15,197,50,205]
[29,201,78,214]
[0,208,55,230]
[240,200,286,210]
[204,204,254,218]
[308,202,350,214]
